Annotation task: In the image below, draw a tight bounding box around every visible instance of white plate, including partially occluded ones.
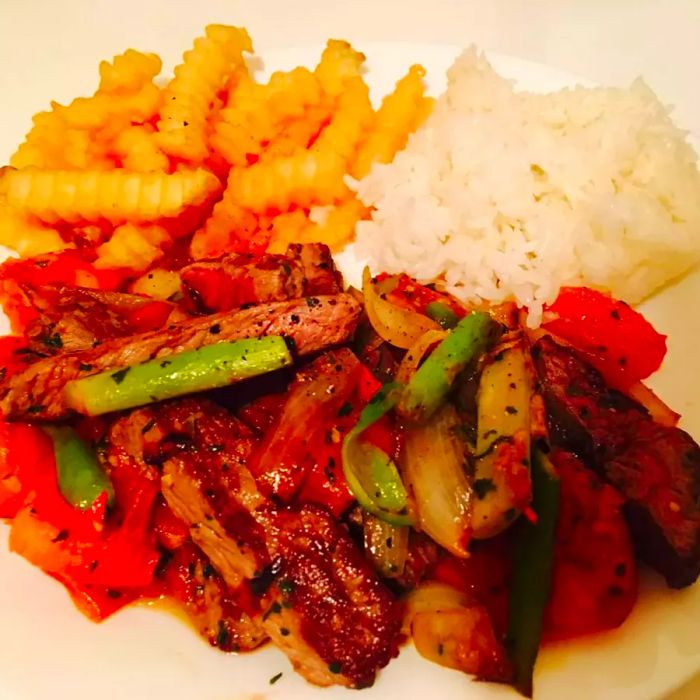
[1,40,700,700]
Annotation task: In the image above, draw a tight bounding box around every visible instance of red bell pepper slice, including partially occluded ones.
[542,287,667,387]
[3,421,160,620]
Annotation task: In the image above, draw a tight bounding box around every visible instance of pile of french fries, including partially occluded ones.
[0,25,432,296]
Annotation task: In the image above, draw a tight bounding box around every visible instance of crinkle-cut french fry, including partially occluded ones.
[414,96,436,129]
[0,206,69,257]
[315,40,366,97]
[113,126,169,172]
[265,210,311,253]
[302,198,367,250]
[226,149,349,213]
[156,25,252,162]
[352,64,429,179]
[55,83,163,130]
[210,67,323,166]
[0,168,222,225]
[312,77,373,161]
[130,267,182,299]
[95,222,169,270]
[11,111,68,169]
[191,199,260,260]
[259,101,333,162]
[99,49,162,94]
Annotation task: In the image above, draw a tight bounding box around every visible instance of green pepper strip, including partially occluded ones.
[342,382,413,526]
[64,337,293,416]
[506,449,560,698]
[44,426,115,510]
[399,311,500,423]
[425,301,458,330]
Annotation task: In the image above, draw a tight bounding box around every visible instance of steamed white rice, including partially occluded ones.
[352,48,700,324]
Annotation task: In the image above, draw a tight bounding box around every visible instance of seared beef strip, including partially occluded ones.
[21,284,181,354]
[533,335,700,588]
[0,293,361,420]
[181,253,306,313]
[159,541,268,652]
[113,396,401,688]
[180,243,342,313]
[289,243,343,296]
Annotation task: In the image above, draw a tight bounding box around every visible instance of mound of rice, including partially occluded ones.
[352,48,700,323]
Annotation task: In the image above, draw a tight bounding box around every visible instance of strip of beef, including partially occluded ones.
[180,243,342,313]
[533,335,700,588]
[118,396,401,688]
[159,540,268,652]
[20,284,181,354]
[0,293,361,420]
[288,243,343,296]
[181,253,306,313]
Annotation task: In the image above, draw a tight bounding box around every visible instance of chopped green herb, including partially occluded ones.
[111,368,130,385]
[141,419,157,434]
[337,401,353,417]
[474,478,497,499]
[263,601,283,621]
[42,333,63,349]
[216,620,231,648]
[269,672,283,685]
[328,661,342,674]
[278,578,295,596]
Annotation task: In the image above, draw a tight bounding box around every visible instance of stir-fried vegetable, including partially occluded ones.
[406,582,511,681]
[395,329,447,384]
[363,512,409,578]
[342,382,413,526]
[402,404,472,556]
[362,267,440,349]
[506,449,560,697]
[399,311,500,423]
[472,336,534,539]
[64,336,293,415]
[543,286,667,387]
[251,348,362,501]
[425,301,458,330]
[44,425,115,510]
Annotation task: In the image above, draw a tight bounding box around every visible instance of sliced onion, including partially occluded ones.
[395,329,448,384]
[342,383,413,526]
[402,582,471,634]
[403,582,509,681]
[401,404,472,556]
[625,381,679,427]
[362,267,440,349]
[411,606,509,680]
[363,512,409,579]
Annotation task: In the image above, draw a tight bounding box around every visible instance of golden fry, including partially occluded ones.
[156,25,252,162]
[266,210,311,253]
[95,222,169,270]
[352,64,429,178]
[0,168,222,225]
[130,268,182,299]
[312,77,373,161]
[0,206,69,257]
[315,40,366,97]
[302,198,366,249]
[99,49,162,94]
[191,200,259,260]
[211,67,323,166]
[226,149,349,213]
[113,126,169,172]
